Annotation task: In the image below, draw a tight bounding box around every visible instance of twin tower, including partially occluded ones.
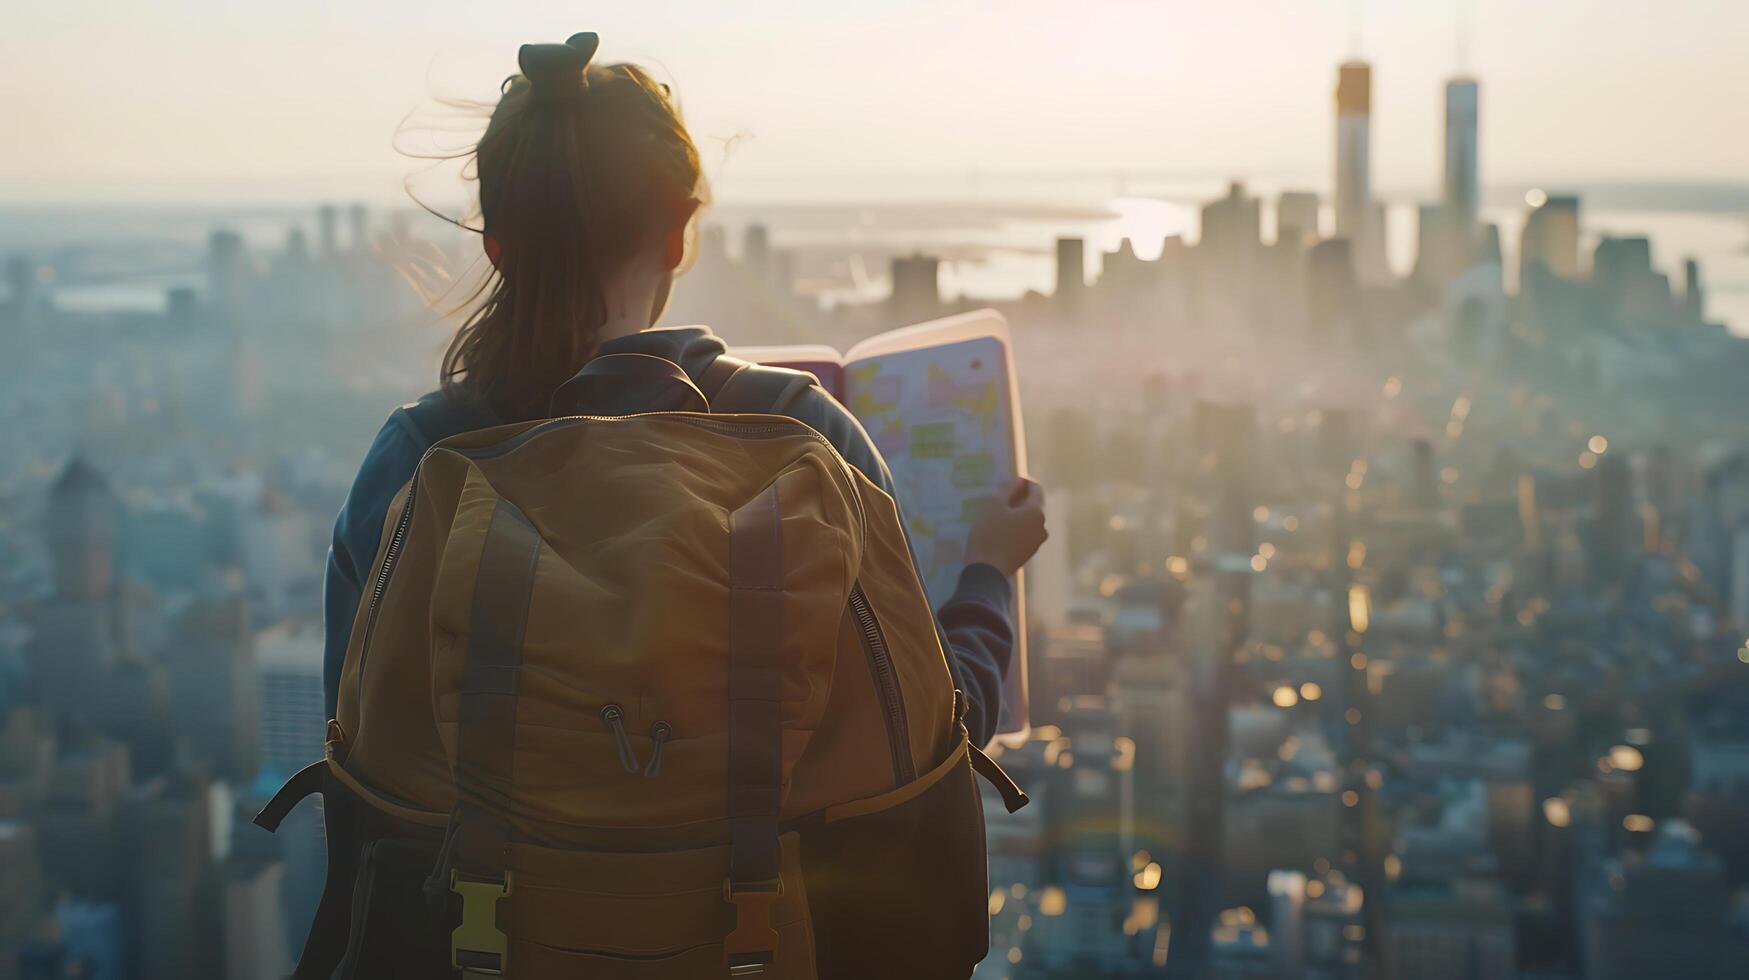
[1336,61,1480,282]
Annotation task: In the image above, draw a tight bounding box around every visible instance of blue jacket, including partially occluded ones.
[322,326,1015,745]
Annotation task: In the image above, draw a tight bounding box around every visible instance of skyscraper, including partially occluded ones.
[1443,78,1480,233]
[46,457,117,601]
[347,203,369,253]
[1682,257,1706,323]
[1201,182,1262,272]
[1336,63,1391,284]
[1024,700,1152,975]
[1276,192,1321,247]
[1307,239,1362,342]
[130,771,223,979]
[1165,401,1258,980]
[222,860,291,980]
[1414,204,1455,285]
[1410,438,1439,511]
[1334,63,1372,246]
[1591,454,1636,584]
[0,821,43,963]
[1385,875,1516,980]
[255,621,324,781]
[237,615,327,971]
[206,230,250,315]
[166,595,258,779]
[1055,237,1086,318]
[1581,825,1749,979]
[317,204,338,258]
[742,223,771,287]
[888,253,941,326]
[1199,182,1264,325]
[1520,193,1581,282]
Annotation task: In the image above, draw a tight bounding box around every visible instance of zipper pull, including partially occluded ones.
[644,722,672,778]
[600,704,641,773]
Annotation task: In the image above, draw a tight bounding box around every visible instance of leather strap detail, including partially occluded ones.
[453,498,542,877]
[969,742,1029,814]
[254,759,327,833]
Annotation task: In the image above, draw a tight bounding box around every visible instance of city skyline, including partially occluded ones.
[6,6,1749,974]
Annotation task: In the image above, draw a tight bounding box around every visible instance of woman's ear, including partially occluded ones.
[662,199,703,270]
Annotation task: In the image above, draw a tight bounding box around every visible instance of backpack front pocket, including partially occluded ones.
[801,737,990,979]
[498,832,817,980]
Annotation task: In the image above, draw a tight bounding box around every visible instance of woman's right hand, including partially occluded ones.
[964,477,1048,578]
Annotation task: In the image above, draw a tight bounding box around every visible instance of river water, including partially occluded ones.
[5,180,1745,334]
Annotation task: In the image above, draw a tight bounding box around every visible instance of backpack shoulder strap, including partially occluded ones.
[699,353,749,402]
[702,354,818,416]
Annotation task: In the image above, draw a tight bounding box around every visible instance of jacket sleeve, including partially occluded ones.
[934,563,1015,748]
[322,415,427,718]
[786,385,1016,747]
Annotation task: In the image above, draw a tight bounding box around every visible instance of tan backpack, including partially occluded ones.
[256,353,1027,979]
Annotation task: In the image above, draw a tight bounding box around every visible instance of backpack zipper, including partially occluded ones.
[354,461,424,711]
[457,413,827,462]
[849,583,915,784]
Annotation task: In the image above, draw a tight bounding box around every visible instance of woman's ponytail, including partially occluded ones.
[442,33,705,421]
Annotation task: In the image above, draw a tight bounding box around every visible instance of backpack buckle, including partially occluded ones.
[451,869,513,975]
[723,877,782,976]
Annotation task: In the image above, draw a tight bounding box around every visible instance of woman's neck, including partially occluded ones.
[596,262,667,343]
[596,312,649,344]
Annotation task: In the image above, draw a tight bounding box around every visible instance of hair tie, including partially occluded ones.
[518,31,599,104]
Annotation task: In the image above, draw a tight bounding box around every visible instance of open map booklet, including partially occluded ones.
[736,308,1030,741]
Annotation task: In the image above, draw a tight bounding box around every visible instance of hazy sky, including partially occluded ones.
[5,0,1746,204]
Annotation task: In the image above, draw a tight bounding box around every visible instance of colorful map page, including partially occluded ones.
[846,336,1015,607]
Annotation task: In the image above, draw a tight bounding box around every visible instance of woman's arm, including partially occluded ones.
[934,563,1017,747]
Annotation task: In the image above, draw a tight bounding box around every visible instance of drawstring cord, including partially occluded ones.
[422,807,463,907]
[600,703,641,773]
[644,722,672,778]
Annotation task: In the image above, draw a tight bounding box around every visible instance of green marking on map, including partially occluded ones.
[910,422,955,459]
[952,452,995,489]
[849,364,897,416]
[960,496,988,522]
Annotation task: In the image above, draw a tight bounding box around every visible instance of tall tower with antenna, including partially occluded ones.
[1335,0,1372,242]
[1333,61,1372,245]
[1443,78,1480,233]
[1335,0,1393,284]
[1444,0,1480,234]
